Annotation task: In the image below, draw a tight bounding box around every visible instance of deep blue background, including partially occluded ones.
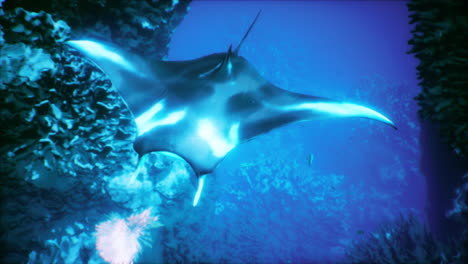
[167,1,425,262]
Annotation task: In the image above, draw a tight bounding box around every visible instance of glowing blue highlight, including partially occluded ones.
[197,119,239,157]
[135,100,186,136]
[193,174,206,207]
[227,61,232,75]
[229,122,240,143]
[159,110,186,125]
[198,62,222,78]
[289,102,394,126]
[159,151,186,161]
[67,40,137,74]
[135,101,164,126]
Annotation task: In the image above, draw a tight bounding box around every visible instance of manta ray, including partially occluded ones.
[67,12,395,206]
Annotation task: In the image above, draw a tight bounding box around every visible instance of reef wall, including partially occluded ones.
[408,0,467,157]
[0,0,191,263]
[407,0,468,250]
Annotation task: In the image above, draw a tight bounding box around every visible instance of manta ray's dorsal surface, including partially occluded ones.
[67,12,395,206]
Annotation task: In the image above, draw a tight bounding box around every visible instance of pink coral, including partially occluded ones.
[95,208,159,264]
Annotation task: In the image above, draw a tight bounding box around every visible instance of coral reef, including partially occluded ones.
[345,215,437,263]
[407,0,468,156]
[345,214,466,264]
[408,1,467,256]
[3,0,191,60]
[447,173,468,223]
[95,208,162,264]
[0,1,191,262]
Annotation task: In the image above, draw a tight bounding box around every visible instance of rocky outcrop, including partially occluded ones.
[0,1,191,262]
[407,0,468,157]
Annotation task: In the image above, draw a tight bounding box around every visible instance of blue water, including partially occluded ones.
[167,1,425,263]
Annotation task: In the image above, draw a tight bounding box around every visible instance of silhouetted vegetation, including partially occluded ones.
[407,0,468,156]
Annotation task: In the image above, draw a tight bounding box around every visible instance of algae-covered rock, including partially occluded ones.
[0,43,56,84]
[1,7,70,46]
[407,0,468,156]
[3,0,191,60]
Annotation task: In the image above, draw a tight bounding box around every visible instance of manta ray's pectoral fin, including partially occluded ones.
[241,86,396,140]
[273,87,396,128]
[193,174,207,207]
[285,101,397,129]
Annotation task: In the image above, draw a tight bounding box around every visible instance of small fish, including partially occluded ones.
[357,230,365,235]
[308,153,314,166]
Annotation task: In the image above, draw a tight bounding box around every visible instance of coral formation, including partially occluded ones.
[0,6,133,186]
[345,215,437,263]
[447,173,468,223]
[3,0,191,60]
[407,0,468,156]
[345,214,466,264]
[0,1,191,262]
[95,208,161,264]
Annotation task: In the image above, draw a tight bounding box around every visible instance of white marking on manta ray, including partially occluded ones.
[198,62,223,78]
[286,102,395,126]
[227,60,233,75]
[197,119,240,158]
[67,40,138,75]
[193,121,239,207]
[135,101,165,127]
[137,109,187,136]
